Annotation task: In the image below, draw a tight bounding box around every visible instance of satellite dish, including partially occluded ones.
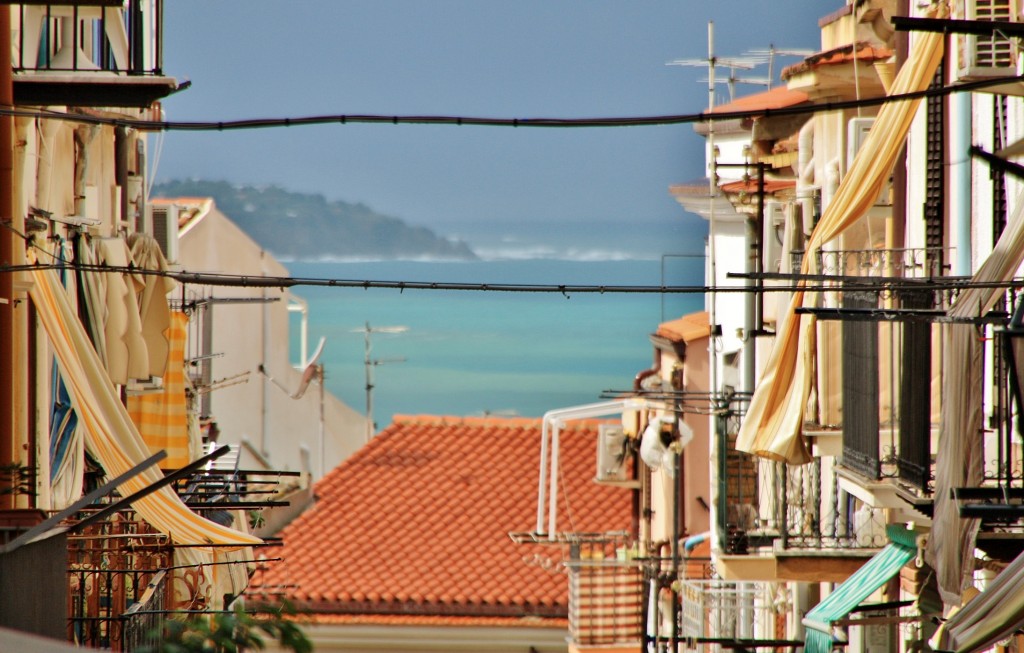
[291,337,327,399]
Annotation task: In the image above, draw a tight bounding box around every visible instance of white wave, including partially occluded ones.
[472,244,661,262]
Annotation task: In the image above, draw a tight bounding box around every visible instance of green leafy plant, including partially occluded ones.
[139,603,312,653]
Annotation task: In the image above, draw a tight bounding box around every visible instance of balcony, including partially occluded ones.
[67,516,172,650]
[787,248,953,505]
[11,1,178,107]
[717,398,895,582]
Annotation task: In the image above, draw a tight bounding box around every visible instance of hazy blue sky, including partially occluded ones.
[154,2,827,245]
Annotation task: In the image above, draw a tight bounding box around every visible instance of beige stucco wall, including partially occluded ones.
[177,203,367,481]
[645,339,711,545]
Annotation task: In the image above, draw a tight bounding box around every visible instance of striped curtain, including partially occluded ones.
[127,311,195,469]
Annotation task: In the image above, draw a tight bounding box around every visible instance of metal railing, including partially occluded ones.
[565,535,644,647]
[722,398,889,554]
[67,517,172,651]
[678,580,792,653]
[781,248,951,495]
[791,246,948,280]
[13,0,163,75]
[121,570,168,651]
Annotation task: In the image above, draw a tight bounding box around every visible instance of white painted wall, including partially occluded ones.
[176,201,367,481]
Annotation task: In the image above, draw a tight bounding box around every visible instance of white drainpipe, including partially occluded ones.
[952,92,972,276]
[536,398,666,540]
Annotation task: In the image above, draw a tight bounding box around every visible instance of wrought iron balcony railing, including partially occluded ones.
[13,1,164,76]
[721,399,890,555]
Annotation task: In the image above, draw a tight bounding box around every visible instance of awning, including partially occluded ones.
[935,546,1024,652]
[803,525,919,653]
[734,11,946,465]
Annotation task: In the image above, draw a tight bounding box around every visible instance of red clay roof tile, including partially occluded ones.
[250,415,633,621]
[782,42,893,80]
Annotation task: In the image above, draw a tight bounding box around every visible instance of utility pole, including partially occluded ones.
[354,323,407,442]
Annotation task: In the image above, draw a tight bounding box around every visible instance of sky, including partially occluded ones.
[154,1,828,250]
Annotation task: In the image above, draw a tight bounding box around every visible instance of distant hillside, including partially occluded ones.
[151,180,477,261]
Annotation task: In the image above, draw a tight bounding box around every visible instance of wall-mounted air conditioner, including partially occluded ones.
[957,0,1018,81]
[846,117,891,206]
[762,201,788,274]
[595,424,637,486]
[150,204,179,263]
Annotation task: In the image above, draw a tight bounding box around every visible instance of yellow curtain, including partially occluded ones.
[735,21,946,464]
[29,264,261,548]
[127,311,193,469]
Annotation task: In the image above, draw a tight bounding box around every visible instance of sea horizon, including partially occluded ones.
[287,256,705,427]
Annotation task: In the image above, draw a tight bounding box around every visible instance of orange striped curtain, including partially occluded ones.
[127,311,193,469]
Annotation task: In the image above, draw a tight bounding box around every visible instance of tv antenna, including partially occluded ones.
[352,322,407,442]
[744,44,815,89]
[668,54,766,102]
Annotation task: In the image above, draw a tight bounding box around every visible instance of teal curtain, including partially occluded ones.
[803,525,918,653]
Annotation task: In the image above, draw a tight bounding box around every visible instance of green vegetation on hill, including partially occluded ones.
[151,180,477,261]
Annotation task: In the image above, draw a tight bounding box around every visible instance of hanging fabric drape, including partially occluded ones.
[948,189,1024,320]
[127,232,176,377]
[936,545,1024,652]
[29,263,260,548]
[923,191,1024,608]
[735,16,946,464]
[48,242,84,509]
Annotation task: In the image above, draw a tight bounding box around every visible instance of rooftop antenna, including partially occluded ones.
[668,54,765,102]
[744,44,815,88]
[666,22,725,398]
[352,322,407,442]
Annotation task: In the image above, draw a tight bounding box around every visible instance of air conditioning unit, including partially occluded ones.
[846,117,875,170]
[150,204,179,263]
[762,200,788,273]
[595,425,636,486]
[846,117,891,206]
[957,0,1018,81]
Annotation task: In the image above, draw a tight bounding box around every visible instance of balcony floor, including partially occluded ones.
[717,548,880,583]
[15,72,178,108]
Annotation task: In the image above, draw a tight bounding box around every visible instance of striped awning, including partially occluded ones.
[803,526,919,653]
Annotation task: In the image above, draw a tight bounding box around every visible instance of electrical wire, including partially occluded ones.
[4,260,1024,298]
[0,74,1019,133]
[4,227,1023,298]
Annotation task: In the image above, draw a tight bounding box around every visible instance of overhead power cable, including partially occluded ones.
[0,74,1019,132]
[4,261,1023,297]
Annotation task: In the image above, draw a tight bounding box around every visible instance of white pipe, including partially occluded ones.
[535,398,663,538]
[952,91,972,276]
[798,120,815,189]
[287,298,309,368]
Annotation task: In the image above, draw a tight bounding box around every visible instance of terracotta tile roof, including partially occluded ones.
[782,42,893,80]
[657,311,710,343]
[708,86,810,115]
[299,614,568,628]
[250,415,633,621]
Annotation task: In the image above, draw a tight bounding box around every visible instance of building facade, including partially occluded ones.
[0,3,362,649]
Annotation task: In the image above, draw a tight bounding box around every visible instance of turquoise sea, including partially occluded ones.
[286,224,706,427]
